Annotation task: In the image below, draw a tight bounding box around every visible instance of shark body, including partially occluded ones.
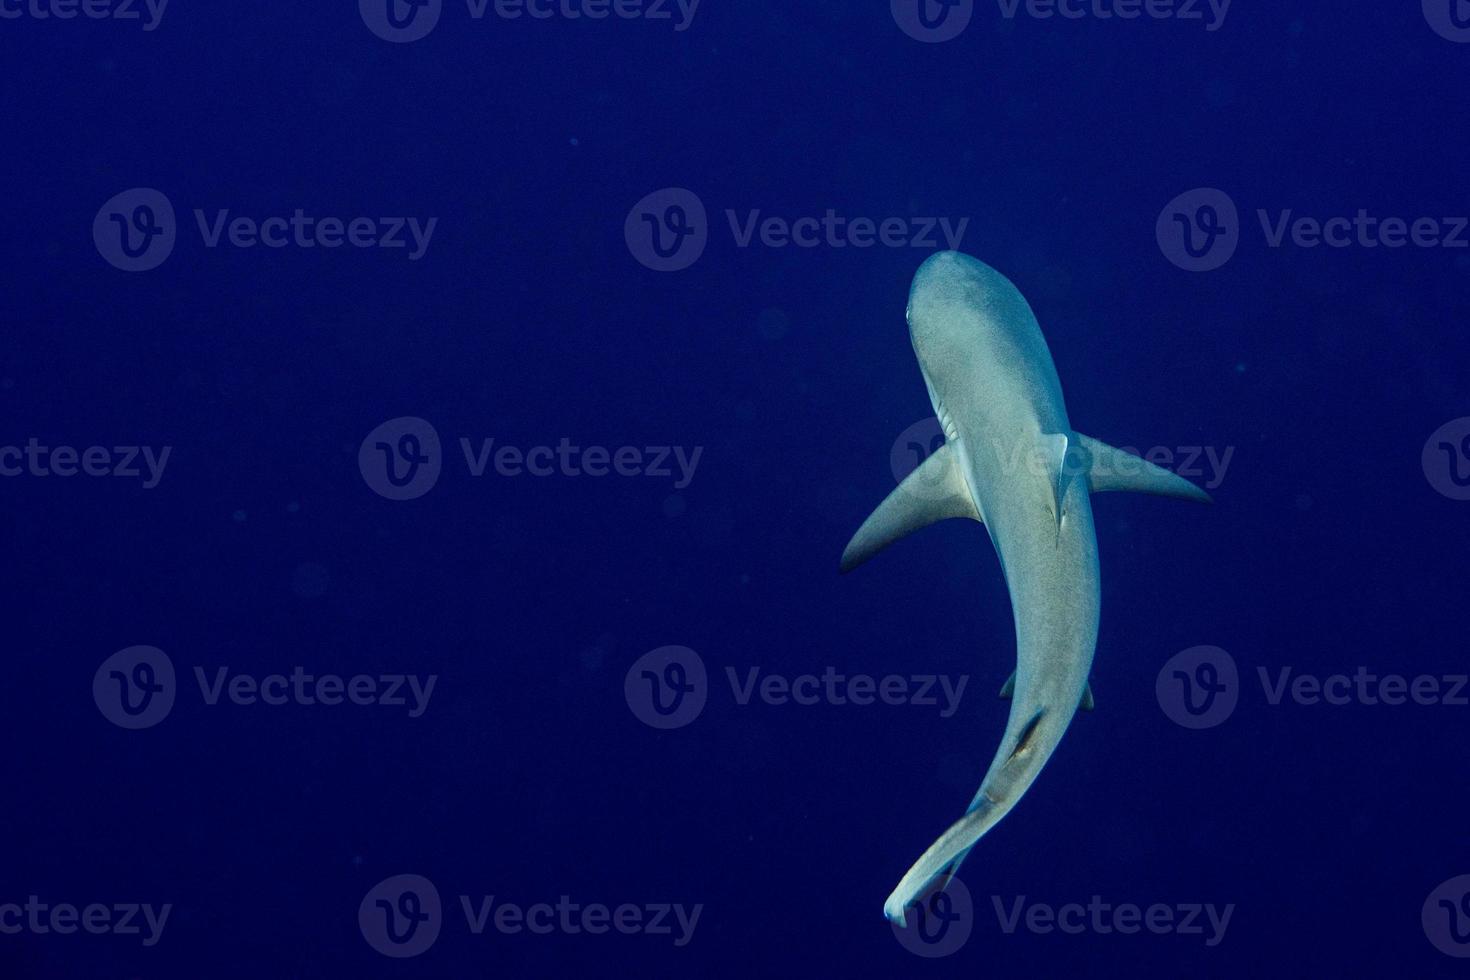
[840,252,1211,925]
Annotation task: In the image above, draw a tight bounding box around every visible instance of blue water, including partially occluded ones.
[3,1,1470,976]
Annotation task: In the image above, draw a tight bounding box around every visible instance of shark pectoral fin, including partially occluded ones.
[1076,433,1213,504]
[839,442,980,574]
[1080,682,1095,712]
[998,670,1015,700]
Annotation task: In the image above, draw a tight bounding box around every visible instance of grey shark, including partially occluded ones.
[840,252,1211,925]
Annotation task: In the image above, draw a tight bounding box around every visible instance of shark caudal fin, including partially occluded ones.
[1076,434,1214,503]
[884,798,1008,926]
[840,442,980,573]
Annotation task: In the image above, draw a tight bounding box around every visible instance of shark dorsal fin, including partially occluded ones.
[839,442,980,574]
[1040,432,1070,526]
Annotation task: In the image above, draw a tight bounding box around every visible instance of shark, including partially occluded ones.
[840,251,1212,925]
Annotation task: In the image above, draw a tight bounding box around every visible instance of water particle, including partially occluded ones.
[293,562,331,599]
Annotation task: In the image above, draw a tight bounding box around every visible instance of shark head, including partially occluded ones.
[904,251,1057,435]
[905,251,984,392]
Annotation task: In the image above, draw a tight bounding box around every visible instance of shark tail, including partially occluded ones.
[924,790,993,897]
[883,796,1009,925]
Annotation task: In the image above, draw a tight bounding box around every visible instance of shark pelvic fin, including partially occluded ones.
[840,442,980,574]
[998,671,1015,699]
[999,670,1094,712]
[1076,433,1213,503]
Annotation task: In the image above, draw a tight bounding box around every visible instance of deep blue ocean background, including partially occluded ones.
[3,1,1470,976]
